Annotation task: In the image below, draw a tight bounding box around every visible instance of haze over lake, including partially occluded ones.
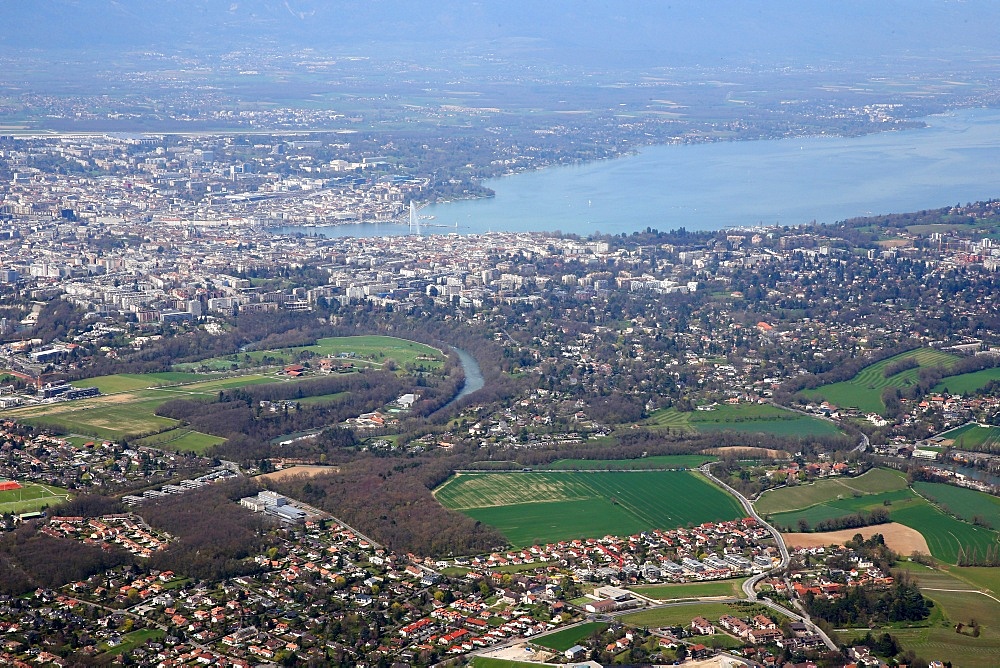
[278,107,1000,238]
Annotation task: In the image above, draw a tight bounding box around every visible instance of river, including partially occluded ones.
[272,107,1000,238]
[449,346,484,406]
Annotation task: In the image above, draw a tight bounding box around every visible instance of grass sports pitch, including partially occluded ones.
[435,470,744,547]
[0,482,70,514]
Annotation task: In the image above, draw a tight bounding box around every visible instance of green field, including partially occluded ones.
[540,454,716,470]
[631,578,746,601]
[755,468,909,516]
[133,428,226,454]
[769,484,1000,564]
[72,372,210,394]
[888,562,1000,668]
[801,348,959,414]
[96,628,165,659]
[177,335,445,372]
[645,403,841,437]
[933,367,1000,395]
[435,471,745,547]
[618,601,776,628]
[940,423,1000,452]
[2,374,278,441]
[296,391,349,406]
[912,482,1000,529]
[532,622,607,651]
[891,501,1000,565]
[0,482,71,514]
[473,658,549,668]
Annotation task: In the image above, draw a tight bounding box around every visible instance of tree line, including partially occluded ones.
[785,507,890,533]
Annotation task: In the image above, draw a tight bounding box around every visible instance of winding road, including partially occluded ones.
[700,463,839,652]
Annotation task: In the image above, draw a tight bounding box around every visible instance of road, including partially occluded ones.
[700,463,838,652]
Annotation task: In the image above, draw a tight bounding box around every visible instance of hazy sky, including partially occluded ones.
[4,0,999,70]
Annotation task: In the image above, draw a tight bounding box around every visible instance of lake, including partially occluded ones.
[273,107,1000,238]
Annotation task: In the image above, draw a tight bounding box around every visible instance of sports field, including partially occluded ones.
[755,467,908,515]
[619,601,778,628]
[800,348,958,414]
[532,622,607,651]
[472,659,541,668]
[435,471,744,547]
[133,428,226,454]
[177,335,445,372]
[2,374,278,441]
[933,367,1000,395]
[0,482,71,514]
[631,578,746,601]
[645,403,840,437]
[939,423,1000,452]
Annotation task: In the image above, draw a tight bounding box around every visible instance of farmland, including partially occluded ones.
[933,366,1000,395]
[755,467,908,516]
[886,562,1000,668]
[912,481,1000,528]
[939,423,1000,452]
[800,348,958,414]
[1,373,279,442]
[176,335,445,372]
[767,484,1000,564]
[0,482,71,515]
[435,471,744,547]
[645,403,840,437]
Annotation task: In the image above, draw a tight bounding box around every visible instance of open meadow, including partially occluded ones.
[176,335,444,372]
[912,481,1000,528]
[645,403,840,437]
[933,367,1000,395]
[1,373,279,442]
[755,467,908,515]
[72,372,209,394]
[800,348,958,414]
[886,561,1000,668]
[435,470,744,547]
